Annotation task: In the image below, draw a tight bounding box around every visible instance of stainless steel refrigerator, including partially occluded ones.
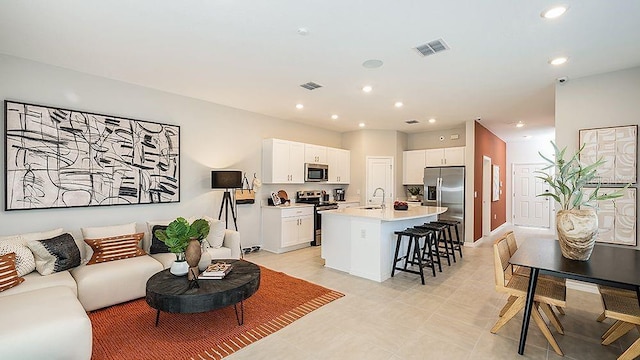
[424,166,465,241]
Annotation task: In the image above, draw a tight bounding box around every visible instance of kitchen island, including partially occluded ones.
[321,206,447,282]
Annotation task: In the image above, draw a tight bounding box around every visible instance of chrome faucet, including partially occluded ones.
[373,187,386,209]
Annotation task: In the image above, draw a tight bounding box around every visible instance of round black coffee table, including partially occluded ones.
[145,259,260,326]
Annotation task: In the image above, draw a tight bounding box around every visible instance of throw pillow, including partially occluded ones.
[0,228,64,276]
[84,232,146,265]
[203,216,226,249]
[81,222,138,262]
[149,225,170,254]
[0,253,24,292]
[0,242,36,277]
[27,233,82,276]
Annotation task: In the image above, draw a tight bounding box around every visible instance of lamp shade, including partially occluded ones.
[211,170,243,189]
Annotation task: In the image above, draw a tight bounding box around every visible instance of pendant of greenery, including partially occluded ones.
[536,142,625,210]
[154,217,211,255]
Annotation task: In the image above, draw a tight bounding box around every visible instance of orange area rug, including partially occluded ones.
[89,266,344,360]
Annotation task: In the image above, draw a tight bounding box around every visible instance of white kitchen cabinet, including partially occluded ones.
[262,206,314,253]
[304,144,327,164]
[327,147,350,184]
[262,139,305,184]
[424,146,465,166]
[403,150,427,184]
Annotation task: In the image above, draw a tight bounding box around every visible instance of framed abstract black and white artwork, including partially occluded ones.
[4,101,180,211]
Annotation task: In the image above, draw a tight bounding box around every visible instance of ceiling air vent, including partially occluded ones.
[405,119,420,124]
[300,82,323,90]
[414,38,450,57]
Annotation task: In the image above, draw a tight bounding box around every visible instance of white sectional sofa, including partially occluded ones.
[0,221,241,360]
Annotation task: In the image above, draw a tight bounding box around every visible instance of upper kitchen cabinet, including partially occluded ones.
[403,150,427,184]
[304,144,327,164]
[262,139,305,184]
[425,146,465,166]
[327,147,350,184]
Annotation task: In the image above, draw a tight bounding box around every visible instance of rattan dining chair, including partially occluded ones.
[492,235,567,356]
[597,285,640,360]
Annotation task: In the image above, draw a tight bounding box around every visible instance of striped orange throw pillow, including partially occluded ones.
[85,233,146,265]
[0,252,25,292]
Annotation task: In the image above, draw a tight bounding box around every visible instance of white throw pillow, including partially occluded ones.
[0,228,64,276]
[203,216,226,249]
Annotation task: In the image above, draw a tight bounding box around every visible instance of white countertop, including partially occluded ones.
[261,203,314,209]
[323,205,447,221]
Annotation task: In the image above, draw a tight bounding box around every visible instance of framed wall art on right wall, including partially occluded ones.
[579,124,637,184]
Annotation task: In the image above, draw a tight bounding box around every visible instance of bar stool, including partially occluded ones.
[391,228,436,284]
[416,222,452,266]
[412,227,442,274]
[432,219,463,259]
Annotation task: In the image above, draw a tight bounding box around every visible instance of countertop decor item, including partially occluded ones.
[537,142,626,260]
[407,187,421,201]
[154,217,210,277]
[393,201,408,210]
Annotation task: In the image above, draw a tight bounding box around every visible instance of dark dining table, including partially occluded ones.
[509,238,640,355]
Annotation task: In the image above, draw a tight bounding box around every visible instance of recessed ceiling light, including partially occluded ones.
[541,6,568,19]
[549,57,568,66]
[516,121,525,128]
[358,123,366,128]
[297,27,309,36]
[523,135,532,139]
[362,59,384,69]
[362,85,373,93]
[331,114,339,120]
[428,118,436,124]
[394,102,404,108]
[295,104,304,109]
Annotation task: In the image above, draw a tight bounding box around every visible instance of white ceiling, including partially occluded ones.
[1,1,640,142]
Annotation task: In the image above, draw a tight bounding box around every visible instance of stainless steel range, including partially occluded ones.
[295,190,338,246]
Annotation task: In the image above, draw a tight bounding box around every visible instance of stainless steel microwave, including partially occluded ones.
[305,163,328,182]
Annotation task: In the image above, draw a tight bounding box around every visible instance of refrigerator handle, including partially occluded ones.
[436,177,442,207]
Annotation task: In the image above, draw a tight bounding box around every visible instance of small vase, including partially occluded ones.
[556,209,598,261]
[410,195,418,200]
[185,238,202,280]
[198,242,212,271]
[170,260,189,276]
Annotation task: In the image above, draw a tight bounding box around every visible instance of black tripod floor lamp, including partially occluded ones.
[211,170,242,231]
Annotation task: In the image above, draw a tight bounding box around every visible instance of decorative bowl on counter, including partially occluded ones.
[393,201,408,210]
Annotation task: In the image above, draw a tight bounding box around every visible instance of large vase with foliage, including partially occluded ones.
[537,142,624,261]
[154,217,210,278]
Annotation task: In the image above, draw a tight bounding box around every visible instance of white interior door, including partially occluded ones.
[482,156,492,236]
[512,163,550,228]
[366,156,393,206]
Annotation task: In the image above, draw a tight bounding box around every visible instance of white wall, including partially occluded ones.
[555,66,640,249]
[0,55,344,247]
[407,126,466,150]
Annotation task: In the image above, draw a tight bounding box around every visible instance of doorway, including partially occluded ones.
[512,163,551,228]
[366,156,393,207]
[482,156,492,236]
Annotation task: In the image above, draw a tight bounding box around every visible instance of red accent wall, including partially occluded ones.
[474,121,507,241]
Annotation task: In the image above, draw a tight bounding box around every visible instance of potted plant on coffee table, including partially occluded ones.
[536,142,625,260]
[155,217,210,278]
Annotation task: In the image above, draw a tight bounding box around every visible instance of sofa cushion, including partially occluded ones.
[203,216,226,248]
[206,246,232,259]
[71,255,163,311]
[26,233,82,276]
[149,225,170,254]
[85,232,146,265]
[0,242,35,277]
[0,286,92,360]
[0,253,24,292]
[0,270,77,298]
[150,252,177,269]
[0,228,64,276]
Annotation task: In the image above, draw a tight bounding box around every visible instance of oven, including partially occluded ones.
[296,190,338,246]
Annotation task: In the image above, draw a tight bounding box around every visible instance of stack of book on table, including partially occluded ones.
[198,262,233,280]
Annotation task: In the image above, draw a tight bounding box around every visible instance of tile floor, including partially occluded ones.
[229,226,633,359]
